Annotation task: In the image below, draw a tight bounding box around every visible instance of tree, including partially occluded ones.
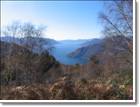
[20,23,46,53]
[97,0,133,75]
[99,0,133,54]
[2,22,47,85]
[99,0,133,37]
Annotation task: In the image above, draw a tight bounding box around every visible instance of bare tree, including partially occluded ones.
[2,22,47,85]
[20,23,46,53]
[97,0,133,75]
[99,0,133,55]
[99,0,133,37]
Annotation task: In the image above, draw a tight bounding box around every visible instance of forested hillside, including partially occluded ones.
[0,35,133,100]
[0,0,133,100]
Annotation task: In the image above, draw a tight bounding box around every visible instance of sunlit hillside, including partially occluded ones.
[0,0,134,100]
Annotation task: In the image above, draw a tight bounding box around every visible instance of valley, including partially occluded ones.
[0,0,134,101]
[49,39,90,65]
[1,36,103,65]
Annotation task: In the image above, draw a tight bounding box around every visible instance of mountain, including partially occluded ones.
[0,40,32,58]
[48,38,104,65]
[102,36,133,55]
[81,38,103,46]
[68,39,104,61]
[1,36,58,51]
[58,39,90,44]
[49,39,89,65]
[1,36,21,44]
[1,36,57,45]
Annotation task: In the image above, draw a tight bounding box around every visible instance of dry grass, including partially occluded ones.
[0,84,50,100]
[0,76,133,100]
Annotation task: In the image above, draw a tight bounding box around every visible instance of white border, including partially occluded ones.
[0,0,136,103]
[132,0,136,103]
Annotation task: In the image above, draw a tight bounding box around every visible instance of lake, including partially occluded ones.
[49,40,87,65]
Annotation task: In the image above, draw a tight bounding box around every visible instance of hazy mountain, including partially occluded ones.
[1,36,104,65]
[49,39,89,65]
[1,36,58,50]
[48,38,105,64]
[58,39,90,44]
[1,36,21,44]
[68,36,132,63]
[81,38,103,46]
[68,39,104,61]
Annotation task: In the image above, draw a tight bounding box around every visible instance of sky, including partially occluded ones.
[1,1,104,40]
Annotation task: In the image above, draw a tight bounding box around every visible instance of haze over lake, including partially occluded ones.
[49,40,87,65]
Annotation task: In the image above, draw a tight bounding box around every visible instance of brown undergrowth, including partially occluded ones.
[0,75,133,100]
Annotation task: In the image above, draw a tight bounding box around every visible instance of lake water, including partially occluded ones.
[49,41,86,65]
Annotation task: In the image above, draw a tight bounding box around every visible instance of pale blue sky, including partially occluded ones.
[1,1,104,40]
